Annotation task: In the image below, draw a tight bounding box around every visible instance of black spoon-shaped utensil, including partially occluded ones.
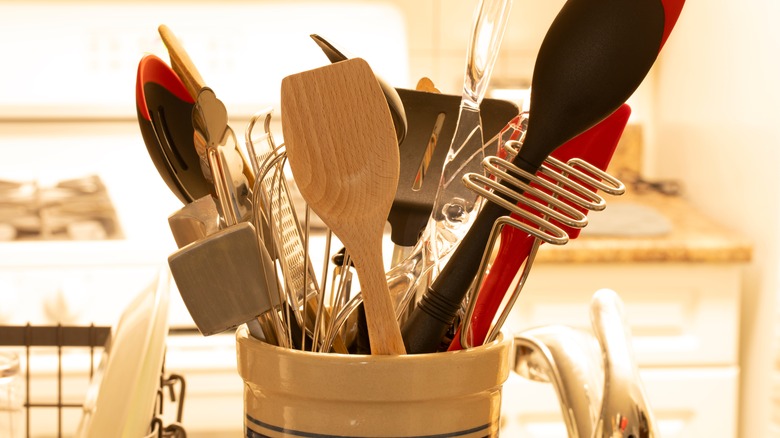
[401,0,668,354]
[310,34,408,144]
[136,54,212,204]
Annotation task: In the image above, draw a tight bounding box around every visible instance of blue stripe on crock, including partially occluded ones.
[246,414,491,438]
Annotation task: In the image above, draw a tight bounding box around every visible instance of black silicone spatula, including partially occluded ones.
[389,89,519,247]
[402,0,668,354]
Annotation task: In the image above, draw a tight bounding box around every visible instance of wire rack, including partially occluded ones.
[0,324,186,438]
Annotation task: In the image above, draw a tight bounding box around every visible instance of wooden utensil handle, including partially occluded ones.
[158,24,206,97]
[353,242,406,355]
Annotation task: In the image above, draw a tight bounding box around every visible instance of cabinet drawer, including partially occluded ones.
[501,366,739,437]
[504,263,742,366]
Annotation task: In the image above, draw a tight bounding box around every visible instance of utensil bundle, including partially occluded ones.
[136,0,684,355]
[453,104,631,351]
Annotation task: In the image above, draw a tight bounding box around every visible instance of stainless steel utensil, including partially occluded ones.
[192,88,253,223]
[246,110,348,353]
[458,149,625,345]
[451,104,630,351]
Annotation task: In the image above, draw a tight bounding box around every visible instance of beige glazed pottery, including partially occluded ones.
[236,326,512,437]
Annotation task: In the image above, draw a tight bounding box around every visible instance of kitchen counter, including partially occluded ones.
[503,193,750,437]
[533,192,753,264]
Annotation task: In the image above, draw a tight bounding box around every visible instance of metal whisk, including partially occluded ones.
[244,109,355,353]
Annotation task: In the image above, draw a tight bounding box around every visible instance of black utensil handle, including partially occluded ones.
[401,168,530,354]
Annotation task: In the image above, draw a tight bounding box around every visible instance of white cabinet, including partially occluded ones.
[500,261,744,437]
[502,367,739,437]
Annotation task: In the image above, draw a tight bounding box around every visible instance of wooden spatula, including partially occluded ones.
[281,58,405,355]
[158,24,205,98]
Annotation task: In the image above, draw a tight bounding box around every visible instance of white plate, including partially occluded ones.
[76,267,171,438]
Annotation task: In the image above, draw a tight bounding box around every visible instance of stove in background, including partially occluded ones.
[0,2,409,435]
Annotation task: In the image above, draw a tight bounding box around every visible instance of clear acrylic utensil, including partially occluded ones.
[426,0,514,269]
[391,117,526,323]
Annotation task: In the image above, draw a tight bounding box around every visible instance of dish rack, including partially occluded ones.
[0,324,186,438]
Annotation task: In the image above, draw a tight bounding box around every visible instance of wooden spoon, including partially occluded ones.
[158,24,206,99]
[281,58,405,355]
